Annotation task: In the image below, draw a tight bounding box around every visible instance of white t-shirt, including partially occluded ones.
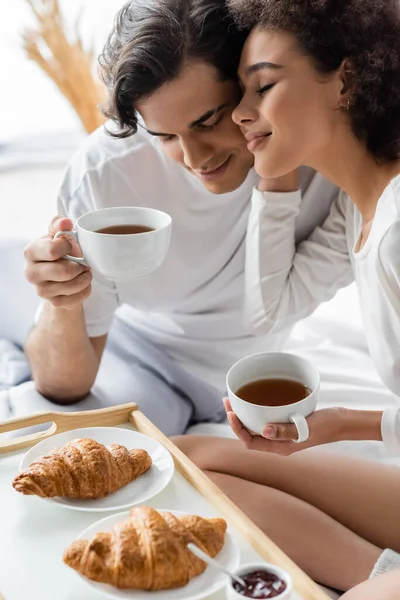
[245,175,400,450]
[57,125,338,392]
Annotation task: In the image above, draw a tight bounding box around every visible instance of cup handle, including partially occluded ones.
[289,413,309,443]
[54,230,89,267]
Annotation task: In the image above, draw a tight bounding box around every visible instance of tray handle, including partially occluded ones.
[0,403,138,454]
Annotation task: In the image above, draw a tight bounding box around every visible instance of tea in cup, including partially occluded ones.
[226,352,320,443]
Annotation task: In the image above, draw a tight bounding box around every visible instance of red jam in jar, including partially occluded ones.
[232,570,287,598]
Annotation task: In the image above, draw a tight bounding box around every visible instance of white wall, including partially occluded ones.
[0,0,125,237]
[0,0,124,142]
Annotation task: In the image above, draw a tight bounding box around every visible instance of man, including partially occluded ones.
[23,0,337,434]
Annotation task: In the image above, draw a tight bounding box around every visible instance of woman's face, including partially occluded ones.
[232,28,344,179]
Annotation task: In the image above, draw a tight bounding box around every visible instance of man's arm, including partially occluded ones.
[24,216,109,403]
[25,305,107,403]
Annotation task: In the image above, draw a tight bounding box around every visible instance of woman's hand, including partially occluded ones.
[223,398,383,455]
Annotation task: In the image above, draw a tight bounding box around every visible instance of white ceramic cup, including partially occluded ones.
[54,206,172,280]
[226,562,293,600]
[226,352,320,443]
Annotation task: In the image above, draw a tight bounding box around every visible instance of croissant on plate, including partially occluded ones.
[12,438,152,499]
[64,505,227,590]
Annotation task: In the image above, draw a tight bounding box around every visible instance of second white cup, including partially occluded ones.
[226,352,320,443]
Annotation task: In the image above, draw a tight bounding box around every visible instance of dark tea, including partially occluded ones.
[95,225,155,235]
[236,378,311,407]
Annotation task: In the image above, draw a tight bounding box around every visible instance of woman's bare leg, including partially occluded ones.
[204,471,381,591]
[172,436,400,550]
[341,568,400,600]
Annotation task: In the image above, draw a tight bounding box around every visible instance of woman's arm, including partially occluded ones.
[364,219,400,397]
[245,189,354,334]
[223,398,383,455]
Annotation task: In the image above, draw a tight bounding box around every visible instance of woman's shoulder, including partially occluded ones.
[377,178,400,272]
[391,172,400,203]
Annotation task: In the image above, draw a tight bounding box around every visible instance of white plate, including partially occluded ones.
[18,427,174,512]
[73,509,240,600]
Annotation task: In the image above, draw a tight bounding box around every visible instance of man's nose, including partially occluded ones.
[181,139,214,170]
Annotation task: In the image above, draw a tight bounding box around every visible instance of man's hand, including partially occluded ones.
[223,398,351,455]
[24,216,92,310]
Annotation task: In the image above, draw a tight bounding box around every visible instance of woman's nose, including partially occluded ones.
[232,97,256,126]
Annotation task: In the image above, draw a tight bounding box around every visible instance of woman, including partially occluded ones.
[229,0,400,456]
[174,1,400,597]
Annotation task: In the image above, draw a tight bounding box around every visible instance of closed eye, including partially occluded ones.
[196,113,224,131]
[156,113,225,144]
[157,134,176,144]
[256,83,276,96]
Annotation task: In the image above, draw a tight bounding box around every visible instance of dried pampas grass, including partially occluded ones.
[22,0,106,134]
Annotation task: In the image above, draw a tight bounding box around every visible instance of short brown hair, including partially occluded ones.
[99,0,247,138]
[228,0,400,163]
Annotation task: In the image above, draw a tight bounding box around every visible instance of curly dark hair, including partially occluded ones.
[227,0,400,163]
[99,0,247,138]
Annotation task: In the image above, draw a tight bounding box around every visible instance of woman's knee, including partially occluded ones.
[170,435,238,470]
[170,434,206,460]
[341,569,400,600]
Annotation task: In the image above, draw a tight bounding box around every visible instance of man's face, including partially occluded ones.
[137,61,254,194]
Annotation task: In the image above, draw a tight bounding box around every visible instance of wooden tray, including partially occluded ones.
[0,403,329,600]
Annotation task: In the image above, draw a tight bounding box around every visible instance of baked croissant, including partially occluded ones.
[12,438,152,499]
[64,505,227,590]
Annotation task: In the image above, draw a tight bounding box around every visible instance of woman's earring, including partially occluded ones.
[340,98,352,111]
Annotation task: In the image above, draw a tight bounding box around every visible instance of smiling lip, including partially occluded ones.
[196,155,232,180]
[244,131,272,153]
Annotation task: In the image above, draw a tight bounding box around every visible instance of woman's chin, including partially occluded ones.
[254,164,283,181]
[255,157,299,182]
